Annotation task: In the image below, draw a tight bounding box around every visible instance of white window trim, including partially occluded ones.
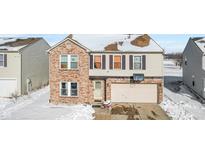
[60,54,79,70]
[93,54,102,70]
[113,55,122,70]
[60,81,78,97]
[0,54,5,68]
[133,55,142,70]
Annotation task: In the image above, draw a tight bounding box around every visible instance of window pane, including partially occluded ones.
[71,55,78,62]
[0,61,3,66]
[114,56,121,69]
[71,90,77,96]
[0,54,3,62]
[61,55,67,62]
[134,56,141,62]
[94,55,101,69]
[61,55,68,68]
[114,56,121,62]
[71,83,77,89]
[71,62,78,69]
[62,82,67,89]
[134,63,141,69]
[61,62,68,68]
[61,89,68,96]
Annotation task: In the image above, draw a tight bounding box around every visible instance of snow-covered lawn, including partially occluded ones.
[161,60,205,120]
[0,86,94,120]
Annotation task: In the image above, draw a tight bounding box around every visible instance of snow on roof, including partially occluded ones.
[0,38,41,51]
[70,34,163,52]
[193,37,205,53]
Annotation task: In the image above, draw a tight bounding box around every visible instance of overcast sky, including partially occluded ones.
[0,34,204,53]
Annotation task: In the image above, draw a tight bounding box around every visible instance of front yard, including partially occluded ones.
[0,87,94,120]
[94,103,169,120]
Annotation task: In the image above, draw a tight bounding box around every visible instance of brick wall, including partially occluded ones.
[49,40,92,104]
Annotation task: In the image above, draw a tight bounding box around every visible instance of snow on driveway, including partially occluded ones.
[161,60,205,120]
[0,86,94,120]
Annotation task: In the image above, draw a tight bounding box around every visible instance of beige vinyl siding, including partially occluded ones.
[21,39,50,94]
[0,52,21,95]
[89,53,163,77]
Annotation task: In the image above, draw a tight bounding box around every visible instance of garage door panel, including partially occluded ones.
[111,84,157,103]
[0,79,17,97]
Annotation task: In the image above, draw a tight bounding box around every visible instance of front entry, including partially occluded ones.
[93,80,103,102]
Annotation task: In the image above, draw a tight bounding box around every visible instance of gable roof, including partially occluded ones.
[0,37,42,52]
[192,37,205,53]
[48,34,164,53]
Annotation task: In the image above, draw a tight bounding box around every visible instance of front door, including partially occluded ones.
[94,80,103,101]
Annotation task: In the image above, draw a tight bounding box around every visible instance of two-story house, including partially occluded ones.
[0,37,50,97]
[183,37,205,99]
[48,34,164,104]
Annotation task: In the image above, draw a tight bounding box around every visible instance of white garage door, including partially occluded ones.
[111,84,158,103]
[0,79,17,97]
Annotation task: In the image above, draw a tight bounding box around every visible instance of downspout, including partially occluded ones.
[104,79,106,101]
[20,53,22,95]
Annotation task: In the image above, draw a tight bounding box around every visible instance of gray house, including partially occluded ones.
[0,37,50,97]
[183,37,205,98]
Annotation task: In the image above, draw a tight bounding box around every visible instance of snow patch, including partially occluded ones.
[71,34,163,52]
[55,104,95,120]
[0,86,95,120]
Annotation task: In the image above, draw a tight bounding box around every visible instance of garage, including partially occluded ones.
[111,84,158,103]
[0,79,17,97]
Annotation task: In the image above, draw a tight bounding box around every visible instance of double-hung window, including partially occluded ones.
[60,82,78,97]
[70,55,78,69]
[60,55,68,68]
[60,55,78,69]
[0,54,4,67]
[114,55,121,69]
[71,83,78,96]
[94,55,102,69]
[133,56,142,70]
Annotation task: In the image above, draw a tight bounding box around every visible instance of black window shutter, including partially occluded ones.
[142,55,146,70]
[122,55,126,70]
[4,54,7,67]
[129,55,133,70]
[109,55,113,69]
[90,55,93,69]
[102,55,106,69]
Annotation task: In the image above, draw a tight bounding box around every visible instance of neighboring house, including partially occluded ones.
[48,34,164,104]
[0,38,50,97]
[183,37,205,99]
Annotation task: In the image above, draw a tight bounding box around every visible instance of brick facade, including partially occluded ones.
[49,40,92,104]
